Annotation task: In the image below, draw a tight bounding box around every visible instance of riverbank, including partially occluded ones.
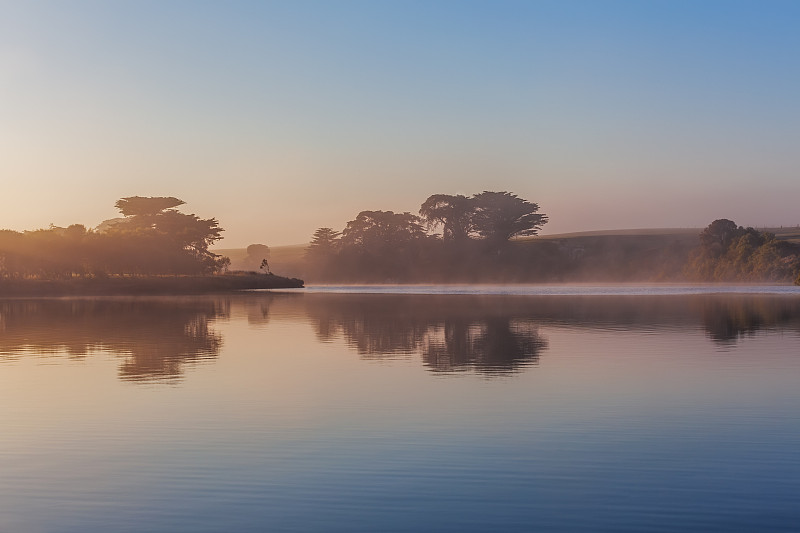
[0,273,304,296]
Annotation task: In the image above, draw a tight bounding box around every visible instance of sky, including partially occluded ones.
[2,0,800,247]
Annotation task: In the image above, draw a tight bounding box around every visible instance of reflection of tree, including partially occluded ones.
[0,299,224,382]
[337,314,428,359]
[244,298,271,326]
[422,318,547,374]
[698,296,800,344]
[298,293,800,368]
[303,295,548,375]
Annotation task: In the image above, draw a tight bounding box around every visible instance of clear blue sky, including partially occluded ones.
[2,0,799,246]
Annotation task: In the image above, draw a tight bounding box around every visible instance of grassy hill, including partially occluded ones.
[533,227,701,239]
[766,227,800,244]
[531,226,800,242]
[528,228,703,249]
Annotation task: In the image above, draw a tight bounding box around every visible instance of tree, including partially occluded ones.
[247,244,270,260]
[686,219,800,282]
[419,194,474,242]
[108,197,226,274]
[114,196,185,217]
[471,191,548,244]
[215,256,231,273]
[699,219,743,256]
[304,228,342,280]
[149,210,223,264]
[306,228,341,258]
[339,211,428,280]
[341,211,426,249]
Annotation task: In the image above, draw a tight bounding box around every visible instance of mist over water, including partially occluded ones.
[286,283,800,296]
[1,289,799,531]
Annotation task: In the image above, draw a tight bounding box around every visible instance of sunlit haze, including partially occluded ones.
[2,1,799,247]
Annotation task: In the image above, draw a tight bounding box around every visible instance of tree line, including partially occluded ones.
[4,193,798,284]
[0,196,229,279]
[303,193,800,284]
[684,219,800,283]
[305,191,553,281]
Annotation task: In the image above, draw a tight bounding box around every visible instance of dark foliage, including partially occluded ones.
[305,191,557,282]
[0,197,230,279]
[685,220,800,282]
[303,193,800,284]
[471,191,548,245]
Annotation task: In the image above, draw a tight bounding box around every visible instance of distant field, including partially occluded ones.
[531,226,800,242]
[767,227,800,243]
[531,228,702,240]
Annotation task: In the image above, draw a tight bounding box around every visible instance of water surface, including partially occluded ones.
[1,288,799,532]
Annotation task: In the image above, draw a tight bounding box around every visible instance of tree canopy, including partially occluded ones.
[114,196,185,217]
[471,191,548,244]
[686,219,800,282]
[303,191,550,282]
[419,194,474,242]
[109,198,224,273]
[0,196,228,279]
[698,219,742,255]
[306,228,341,257]
[418,191,548,246]
[341,211,426,249]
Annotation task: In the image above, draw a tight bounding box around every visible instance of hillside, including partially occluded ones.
[534,226,800,242]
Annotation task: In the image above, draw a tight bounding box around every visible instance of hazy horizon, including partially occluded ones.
[3,1,800,247]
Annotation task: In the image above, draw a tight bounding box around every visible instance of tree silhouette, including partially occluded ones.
[419,194,474,242]
[107,196,227,275]
[699,219,743,256]
[247,244,270,259]
[114,196,185,217]
[306,228,341,257]
[341,211,426,249]
[471,191,548,245]
[338,211,428,280]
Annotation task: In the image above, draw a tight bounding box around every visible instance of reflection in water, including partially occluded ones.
[303,295,549,373]
[698,296,800,344]
[3,290,800,533]
[297,293,800,371]
[0,299,225,382]
[2,292,800,383]
[422,318,547,373]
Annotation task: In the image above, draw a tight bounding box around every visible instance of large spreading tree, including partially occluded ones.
[419,191,548,245]
[109,196,225,274]
[471,191,548,245]
[419,194,475,243]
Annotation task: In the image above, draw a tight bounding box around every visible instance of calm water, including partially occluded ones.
[1,287,800,532]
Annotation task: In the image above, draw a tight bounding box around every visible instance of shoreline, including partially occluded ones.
[0,273,304,296]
